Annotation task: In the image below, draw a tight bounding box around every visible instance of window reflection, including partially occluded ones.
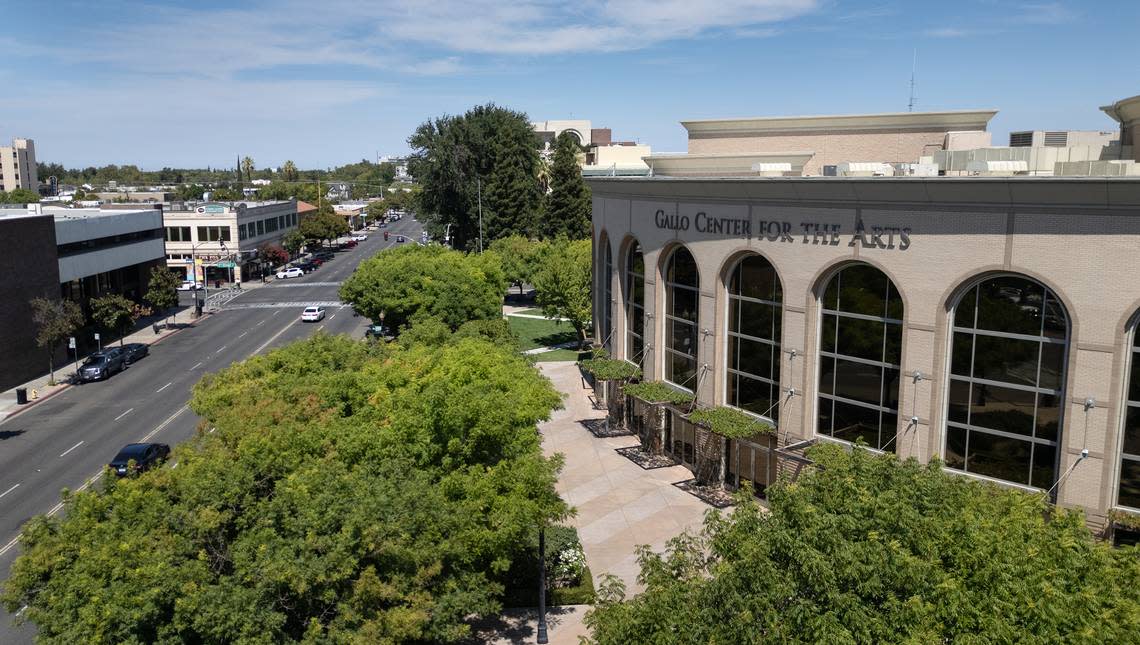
[1118,329,1140,509]
[817,264,903,452]
[664,247,699,389]
[625,242,645,367]
[946,275,1068,489]
[726,255,782,423]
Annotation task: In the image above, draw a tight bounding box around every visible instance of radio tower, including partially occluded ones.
[907,49,917,112]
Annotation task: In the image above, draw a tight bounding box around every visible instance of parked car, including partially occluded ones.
[121,342,149,364]
[396,235,406,243]
[177,281,202,291]
[79,349,126,382]
[301,306,326,322]
[313,252,334,261]
[276,266,304,279]
[364,323,385,339]
[350,234,368,241]
[108,443,170,477]
[295,261,317,273]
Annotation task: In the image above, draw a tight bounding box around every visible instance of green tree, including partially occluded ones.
[2,334,568,642]
[241,156,255,184]
[365,199,388,224]
[90,294,146,346]
[533,238,592,348]
[544,132,591,239]
[144,267,180,328]
[408,103,541,250]
[585,444,1140,644]
[0,188,42,204]
[282,229,306,258]
[29,296,85,383]
[340,244,506,331]
[489,235,545,295]
[281,159,298,182]
[257,242,288,269]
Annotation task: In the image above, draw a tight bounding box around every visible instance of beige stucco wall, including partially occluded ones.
[591,177,1140,526]
[688,129,950,175]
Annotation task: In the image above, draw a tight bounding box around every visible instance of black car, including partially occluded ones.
[296,261,318,273]
[364,323,385,339]
[108,443,170,477]
[396,236,406,243]
[79,349,126,382]
[122,342,149,364]
[313,252,334,261]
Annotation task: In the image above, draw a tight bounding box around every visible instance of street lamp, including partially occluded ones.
[537,527,548,643]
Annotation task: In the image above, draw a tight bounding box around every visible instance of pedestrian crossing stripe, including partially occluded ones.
[221,301,348,309]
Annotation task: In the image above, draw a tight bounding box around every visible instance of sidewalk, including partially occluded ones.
[0,304,204,423]
[477,361,711,643]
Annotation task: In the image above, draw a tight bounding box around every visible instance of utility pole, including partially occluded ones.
[477,177,484,253]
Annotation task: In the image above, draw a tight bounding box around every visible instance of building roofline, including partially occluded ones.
[1100,95,1140,124]
[681,109,999,135]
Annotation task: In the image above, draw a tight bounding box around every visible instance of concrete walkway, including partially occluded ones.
[476,362,711,643]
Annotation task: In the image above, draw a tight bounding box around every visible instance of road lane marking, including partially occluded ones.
[156,382,172,393]
[15,605,26,617]
[273,310,281,316]
[254,319,298,354]
[0,483,19,499]
[114,408,134,421]
[257,319,266,326]
[190,361,203,370]
[216,345,227,353]
[329,313,336,320]
[59,441,84,457]
[0,535,19,556]
[238,331,248,338]
[318,324,325,331]
[76,471,103,492]
[141,404,188,442]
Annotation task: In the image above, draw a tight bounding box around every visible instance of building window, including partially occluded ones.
[1119,325,1140,510]
[256,220,264,236]
[664,246,700,390]
[727,255,782,422]
[625,242,645,366]
[600,241,613,349]
[165,226,191,242]
[194,226,231,242]
[238,224,247,240]
[817,264,903,452]
[945,275,1067,489]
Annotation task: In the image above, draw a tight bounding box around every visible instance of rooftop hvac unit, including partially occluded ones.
[837,162,894,177]
[896,163,939,177]
[1009,131,1034,147]
[750,162,792,176]
[1043,131,1069,147]
[966,160,1029,175]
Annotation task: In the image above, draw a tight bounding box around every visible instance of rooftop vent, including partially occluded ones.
[750,162,793,177]
[837,162,894,177]
[1009,131,1034,147]
[966,160,1029,176]
[1043,131,1068,147]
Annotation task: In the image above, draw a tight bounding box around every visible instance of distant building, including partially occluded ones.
[0,138,37,192]
[532,119,652,175]
[0,204,165,390]
[162,200,298,284]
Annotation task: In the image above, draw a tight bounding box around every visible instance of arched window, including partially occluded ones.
[1119,326,1140,509]
[818,264,903,452]
[946,276,1067,489]
[625,242,645,366]
[600,241,613,348]
[664,246,699,389]
[726,255,782,421]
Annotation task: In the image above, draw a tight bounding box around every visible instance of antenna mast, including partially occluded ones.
[907,49,917,112]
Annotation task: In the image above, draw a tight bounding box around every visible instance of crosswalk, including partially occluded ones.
[269,282,344,287]
[222,301,348,310]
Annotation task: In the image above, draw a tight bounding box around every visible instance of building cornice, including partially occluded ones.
[643,152,815,176]
[681,109,998,136]
[1101,95,1140,125]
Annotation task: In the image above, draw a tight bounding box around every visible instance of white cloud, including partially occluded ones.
[923,27,973,38]
[1019,2,1077,25]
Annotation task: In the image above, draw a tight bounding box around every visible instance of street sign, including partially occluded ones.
[216,261,235,268]
[94,333,100,340]
[68,337,75,349]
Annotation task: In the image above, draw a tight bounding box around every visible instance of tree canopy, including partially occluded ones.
[533,238,592,348]
[89,294,145,346]
[339,244,506,331]
[144,266,180,325]
[488,235,548,295]
[2,333,568,643]
[543,132,591,240]
[29,296,85,382]
[584,444,1140,644]
[0,188,42,204]
[408,103,542,250]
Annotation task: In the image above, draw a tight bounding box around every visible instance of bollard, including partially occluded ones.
[31,389,38,400]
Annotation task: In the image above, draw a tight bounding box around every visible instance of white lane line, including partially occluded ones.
[318,324,325,331]
[256,319,266,326]
[140,404,188,442]
[216,345,227,353]
[0,535,19,556]
[47,501,64,517]
[273,310,281,316]
[59,441,84,457]
[254,319,298,354]
[0,483,19,500]
[15,605,27,617]
[238,331,248,338]
[190,361,203,370]
[76,471,103,492]
[156,382,173,393]
[329,313,336,320]
[114,407,134,421]
[171,461,179,469]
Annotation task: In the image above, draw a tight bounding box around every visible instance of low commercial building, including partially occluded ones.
[0,205,165,390]
[162,200,298,284]
[0,137,37,193]
[589,98,1140,531]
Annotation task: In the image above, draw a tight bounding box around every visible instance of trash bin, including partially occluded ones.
[153,322,161,334]
[16,388,28,405]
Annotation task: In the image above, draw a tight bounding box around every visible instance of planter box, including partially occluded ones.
[628,394,667,454]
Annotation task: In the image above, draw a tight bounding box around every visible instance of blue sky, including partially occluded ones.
[2,0,1137,169]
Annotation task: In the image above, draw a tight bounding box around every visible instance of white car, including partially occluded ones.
[301,306,325,322]
[177,280,202,291]
[276,267,304,279]
[350,234,368,241]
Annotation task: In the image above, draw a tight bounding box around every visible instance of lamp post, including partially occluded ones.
[190,241,209,316]
[537,526,548,644]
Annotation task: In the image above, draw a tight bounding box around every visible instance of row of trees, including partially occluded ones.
[408,104,591,250]
[490,235,593,347]
[0,188,42,204]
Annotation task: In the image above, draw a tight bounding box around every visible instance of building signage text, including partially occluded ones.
[654,210,911,251]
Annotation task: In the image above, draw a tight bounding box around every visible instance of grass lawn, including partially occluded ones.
[508,315,578,351]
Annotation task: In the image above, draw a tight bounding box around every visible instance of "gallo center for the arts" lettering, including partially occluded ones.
[654,209,911,251]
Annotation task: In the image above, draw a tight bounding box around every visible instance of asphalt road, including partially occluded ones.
[0,217,424,642]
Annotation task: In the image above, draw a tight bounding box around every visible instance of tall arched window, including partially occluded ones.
[664,246,699,389]
[600,241,613,347]
[1118,326,1140,509]
[818,264,903,452]
[946,275,1067,489]
[726,255,782,421]
[625,242,645,366]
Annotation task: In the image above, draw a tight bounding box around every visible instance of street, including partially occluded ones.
[0,217,424,643]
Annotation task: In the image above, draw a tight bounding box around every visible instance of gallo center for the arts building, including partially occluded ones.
[588,95,1140,532]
